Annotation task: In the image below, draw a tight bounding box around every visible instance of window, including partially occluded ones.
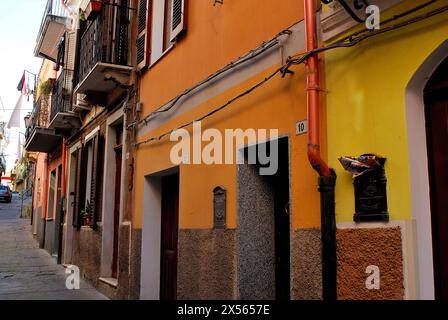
[73,131,104,229]
[136,0,187,70]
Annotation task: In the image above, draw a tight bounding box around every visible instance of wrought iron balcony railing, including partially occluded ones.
[50,69,74,123]
[76,4,132,88]
[25,95,51,142]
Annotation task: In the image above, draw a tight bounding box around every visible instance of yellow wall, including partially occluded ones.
[325,1,448,222]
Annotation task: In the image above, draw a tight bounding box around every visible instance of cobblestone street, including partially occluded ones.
[0,195,107,300]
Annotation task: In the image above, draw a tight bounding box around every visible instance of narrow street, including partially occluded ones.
[0,195,107,300]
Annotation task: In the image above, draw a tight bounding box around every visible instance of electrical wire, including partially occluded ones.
[129,30,292,129]
[133,4,448,148]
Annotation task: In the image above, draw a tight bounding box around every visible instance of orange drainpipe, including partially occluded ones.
[305,0,331,177]
[304,0,337,300]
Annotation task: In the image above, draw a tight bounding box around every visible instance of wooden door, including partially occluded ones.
[425,57,448,300]
[426,93,448,300]
[112,146,122,279]
[160,173,179,300]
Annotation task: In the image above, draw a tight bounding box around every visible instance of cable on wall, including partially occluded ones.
[133,4,448,148]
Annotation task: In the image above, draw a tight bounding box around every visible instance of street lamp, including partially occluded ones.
[24,114,32,129]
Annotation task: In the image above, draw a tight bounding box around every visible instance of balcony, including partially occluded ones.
[74,4,133,99]
[25,96,62,154]
[34,0,70,61]
[49,69,81,131]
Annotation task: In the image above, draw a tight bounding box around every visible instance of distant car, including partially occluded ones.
[0,185,12,203]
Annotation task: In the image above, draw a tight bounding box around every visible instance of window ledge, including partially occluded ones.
[99,277,118,288]
[149,45,175,70]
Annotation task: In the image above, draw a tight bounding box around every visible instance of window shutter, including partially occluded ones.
[89,132,104,229]
[76,143,89,229]
[136,0,150,71]
[72,148,83,229]
[65,30,77,93]
[170,0,187,43]
[70,149,80,228]
[65,31,77,71]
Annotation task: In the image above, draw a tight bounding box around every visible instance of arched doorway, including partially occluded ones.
[425,56,448,300]
[406,40,448,300]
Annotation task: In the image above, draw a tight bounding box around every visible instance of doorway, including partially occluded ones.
[237,137,291,300]
[140,168,180,300]
[54,164,63,261]
[112,144,123,279]
[425,57,448,300]
[64,147,80,264]
[160,173,180,300]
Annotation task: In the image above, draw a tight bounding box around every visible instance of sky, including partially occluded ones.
[0,0,47,173]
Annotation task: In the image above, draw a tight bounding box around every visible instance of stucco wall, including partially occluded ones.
[337,227,404,300]
[325,1,448,223]
[291,228,322,300]
[177,229,237,300]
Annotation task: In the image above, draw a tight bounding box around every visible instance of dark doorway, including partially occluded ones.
[160,173,180,300]
[237,137,290,300]
[425,57,448,300]
[54,164,63,260]
[112,145,122,279]
[273,138,291,300]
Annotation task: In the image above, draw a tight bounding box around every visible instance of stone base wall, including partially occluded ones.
[177,229,237,300]
[337,227,404,300]
[70,224,142,300]
[71,226,102,286]
[291,228,323,300]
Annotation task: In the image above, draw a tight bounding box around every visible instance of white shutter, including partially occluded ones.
[136,0,150,71]
[65,30,78,94]
[170,0,187,43]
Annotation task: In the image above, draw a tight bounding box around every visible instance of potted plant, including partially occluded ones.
[85,0,102,20]
[81,201,91,226]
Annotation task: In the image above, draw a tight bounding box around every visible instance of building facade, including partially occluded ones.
[322,0,448,299]
[23,0,448,300]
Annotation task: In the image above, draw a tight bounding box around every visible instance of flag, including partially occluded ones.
[17,72,26,95]
[7,95,25,129]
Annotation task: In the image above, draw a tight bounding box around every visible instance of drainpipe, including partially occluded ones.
[304,0,337,301]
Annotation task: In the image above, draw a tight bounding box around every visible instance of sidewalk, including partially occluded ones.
[0,197,107,300]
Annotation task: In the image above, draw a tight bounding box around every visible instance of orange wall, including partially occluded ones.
[33,152,62,220]
[33,153,48,218]
[135,63,326,230]
[134,1,326,230]
[140,0,305,115]
[46,155,62,220]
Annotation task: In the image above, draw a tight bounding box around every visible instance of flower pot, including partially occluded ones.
[83,216,90,226]
[85,1,102,21]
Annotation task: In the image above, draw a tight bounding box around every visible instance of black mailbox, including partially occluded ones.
[354,160,389,222]
[339,154,389,223]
